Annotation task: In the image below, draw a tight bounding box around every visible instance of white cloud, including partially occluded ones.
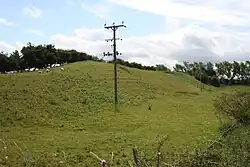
[49,24,250,68]
[0,18,15,26]
[2,25,250,68]
[74,27,110,41]
[15,42,26,50]
[107,0,250,27]
[22,5,42,18]
[0,42,24,53]
[0,42,15,53]
[25,29,45,37]
[82,0,112,18]
[50,32,109,56]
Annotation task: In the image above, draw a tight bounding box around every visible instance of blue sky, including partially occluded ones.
[1,0,250,67]
[0,0,165,43]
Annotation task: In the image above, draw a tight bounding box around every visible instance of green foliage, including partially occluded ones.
[110,59,157,71]
[218,121,234,133]
[0,43,94,73]
[214,91,250,124]
[165,145,249,167]
[174,61,250,87]
[162,91,250,167]
[155,135,168,152]
[208,76,220,87]
[155,64,171,73]
[166,124,250,167]
[118,123,249,167]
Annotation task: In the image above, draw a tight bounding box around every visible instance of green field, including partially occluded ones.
[0,61,249,166]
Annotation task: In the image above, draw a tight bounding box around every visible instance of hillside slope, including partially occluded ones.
[0,61,233,166]
[0,61,202,126]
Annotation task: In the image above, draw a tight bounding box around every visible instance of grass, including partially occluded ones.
[0,61,249,166]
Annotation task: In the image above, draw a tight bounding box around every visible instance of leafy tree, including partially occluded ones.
[183,61,191,74]
[232,61,240,80]
[0,52,9,73]
[223,61,234,84]
[205,62,216,77]
[21,43,37,68]
[174,64,185,72]
[7,50,21,71]
[244,61,250,84]
[155,64,171,72]
[215,62,225,79]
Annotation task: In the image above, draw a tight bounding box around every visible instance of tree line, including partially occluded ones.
[173,61,250,86]
[108,59,163,71]
[1,42,249,86]
[0,42,168,73]
[0,42,98,73]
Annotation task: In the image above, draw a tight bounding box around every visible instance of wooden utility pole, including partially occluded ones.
[103,22,126,109]
[199,62,204,91]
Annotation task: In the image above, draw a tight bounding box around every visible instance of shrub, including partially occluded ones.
[213,91,250,124]
[158,91,250,167]
[208,76,220,87]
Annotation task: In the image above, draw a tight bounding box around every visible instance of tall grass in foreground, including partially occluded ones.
[1,90,249,167]
[89,91,250,167]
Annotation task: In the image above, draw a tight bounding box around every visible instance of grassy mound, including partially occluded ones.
[0,61,247,166]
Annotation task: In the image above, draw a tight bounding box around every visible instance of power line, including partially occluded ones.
[103,21,126,109]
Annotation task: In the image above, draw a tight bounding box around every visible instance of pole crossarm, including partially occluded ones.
[103,51,122,57]
[104,24,127,30]
[105,38,122,42]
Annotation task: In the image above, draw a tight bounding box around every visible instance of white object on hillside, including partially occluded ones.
[29,68,35,72]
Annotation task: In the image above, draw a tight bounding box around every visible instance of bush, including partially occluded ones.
[208,76,220,87]
[159,91,250,167]
[213,91,250,124]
